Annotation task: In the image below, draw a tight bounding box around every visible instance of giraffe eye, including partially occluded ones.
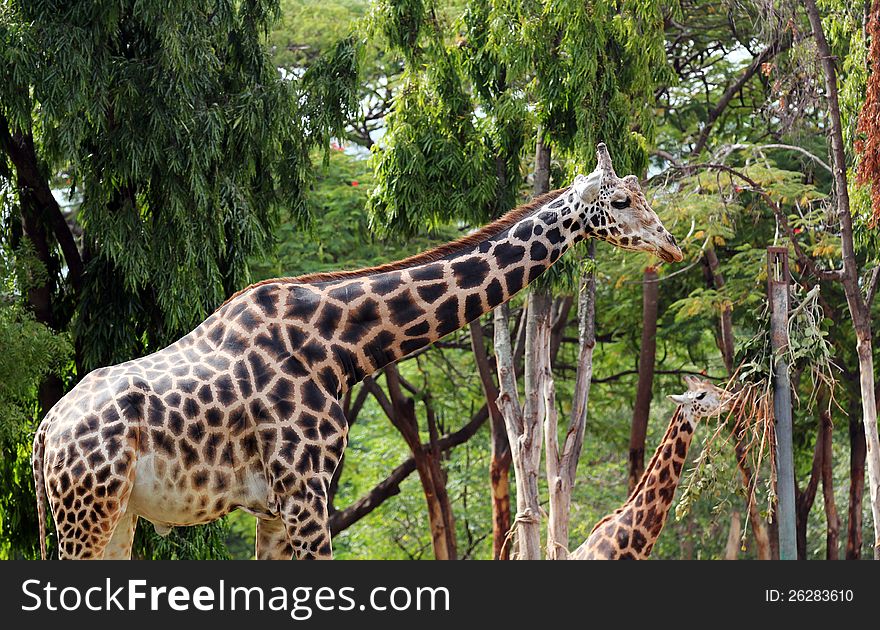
[610,196,630,210]
[696,392,707,400]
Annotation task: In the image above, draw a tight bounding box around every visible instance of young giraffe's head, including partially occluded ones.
[667,375,735,425]
[573,144,683,263]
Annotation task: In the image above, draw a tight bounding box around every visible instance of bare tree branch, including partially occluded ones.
[691,35,805,155]
[328,404,489,535]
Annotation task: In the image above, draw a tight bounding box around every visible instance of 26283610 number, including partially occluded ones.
[786,590,853,602]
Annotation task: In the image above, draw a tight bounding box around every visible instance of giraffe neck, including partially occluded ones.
[622,407,696,550]
[572,406,697,559]
[288,186,598,392]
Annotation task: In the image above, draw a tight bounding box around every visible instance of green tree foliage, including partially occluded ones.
[0,0,358,368]
[368,0,670,236]
[0,246,71,559]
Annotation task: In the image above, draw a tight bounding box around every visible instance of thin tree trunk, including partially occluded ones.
[549,296,573,365]
[847,396,867,559]
[545,248,596,559]
[795,420,823,559]
[769,516,780,560]
[628,267,659,492]
[854,341,880,559]
[533,129,551,195]
[520,289,552,558]
[494,301,543,560]
[804,0,880,559]
[424,395,457,558]
[703,247,735,373]
[489,133,553,560]
[18,187,66,415]
[820,408,840,560]
[725,511,742,560]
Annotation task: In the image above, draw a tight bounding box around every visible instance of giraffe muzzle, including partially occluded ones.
[655,233,683,263]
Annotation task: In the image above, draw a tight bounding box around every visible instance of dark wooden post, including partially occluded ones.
[768,246,797,560]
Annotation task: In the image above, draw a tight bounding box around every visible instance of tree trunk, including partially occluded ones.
[847,396,867,559]
[424,395,457,559]
[854,340,880,559]
[0,115,84,417]
[702,247,735,373]
[488,132,553,560]
[17,188,66,415]
[794,436,820,560]
[795,419,823,560]
[820,408,840,560]
[545,249,596,559]
[533,129,551,195]
[628,266,659,492]
[725,511,742,560]
[494,300,544,560]
[468,321,512,560]
[549,296,573,365]
[804,0,880,559]
[520,289,552,558]
[768,516,780,560]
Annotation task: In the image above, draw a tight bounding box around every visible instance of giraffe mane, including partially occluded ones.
[586,406,686,537]
[218,187,568,309]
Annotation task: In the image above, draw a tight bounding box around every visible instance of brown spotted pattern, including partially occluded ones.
[32,144,683,560]
[571,377,733,560]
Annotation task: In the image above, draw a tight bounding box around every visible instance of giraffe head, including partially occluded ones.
[667,375,734,424]
[572,143,683,263]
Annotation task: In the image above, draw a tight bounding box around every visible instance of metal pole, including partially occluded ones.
[767,246,797,560]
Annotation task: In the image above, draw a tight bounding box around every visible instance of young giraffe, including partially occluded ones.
[33,144,683,560]
[571,376,733,560]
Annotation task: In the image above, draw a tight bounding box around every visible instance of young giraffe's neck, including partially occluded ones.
[622,407,695,543]
[238,185,603,395]
[573,407,696,559]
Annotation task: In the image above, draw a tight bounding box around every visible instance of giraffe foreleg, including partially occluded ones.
[279,476,333,560]
[256,516,294,560]
[261,394,347,559]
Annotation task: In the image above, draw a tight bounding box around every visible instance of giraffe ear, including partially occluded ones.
[668,394,688,405]
[573,170,602,203]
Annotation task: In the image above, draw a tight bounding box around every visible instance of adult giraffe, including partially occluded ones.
[33,144,682,559]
